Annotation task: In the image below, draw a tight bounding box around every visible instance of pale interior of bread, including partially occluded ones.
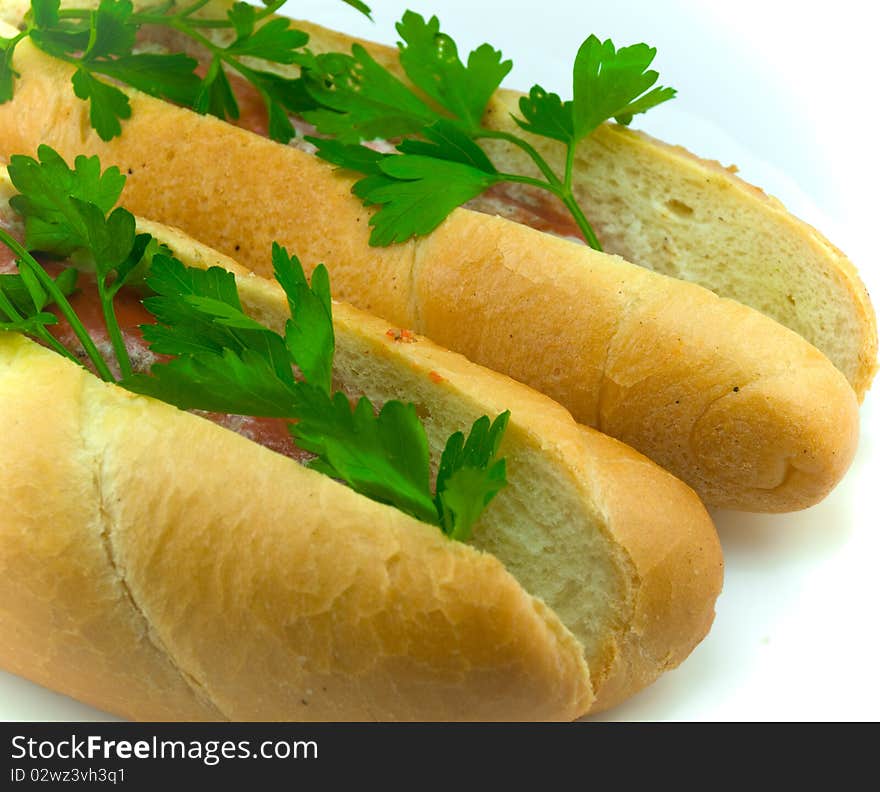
[334,349,632,680]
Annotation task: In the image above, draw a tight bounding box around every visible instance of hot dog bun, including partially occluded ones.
[0,187,723,720]
[0,7,863,512]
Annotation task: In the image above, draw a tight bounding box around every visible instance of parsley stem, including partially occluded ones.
[558,140,602,249]
[1,30,28,49]
[495,172,558,192]
[133,0,211,25]
[478,131,602,250]
[157,17,255,91]
[14,265,87,366]
[98,282,133,380]
[0,286,19,319]
[563,141,577,193]
[476,129,561,188]
[0,231,115,382]
[492,172,602,250]
[135,0,285,29]
[559,190,602,250]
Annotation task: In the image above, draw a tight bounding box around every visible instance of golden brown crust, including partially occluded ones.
[0,336,222,721]
[92,374,595,721]
[0,333,594,721]
[574,429,722,712]
[481,110,878,400]
[415,212,860,511]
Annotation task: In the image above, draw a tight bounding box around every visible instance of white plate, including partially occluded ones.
[2,0,877,722]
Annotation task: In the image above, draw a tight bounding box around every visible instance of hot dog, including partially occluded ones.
[0,151,722,720]
[0,1,868,514]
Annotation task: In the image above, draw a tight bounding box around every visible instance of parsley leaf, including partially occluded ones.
[0,0,328,143]
[0,226,111,375]
[304,46,438,143]
[225,17,309,63]
[305,13,674,252]
[129,266,443,523]
[0,311,58,334]
[127,347,301,417]
[195,57,239,120]
[7,145,127,256]
[338,120,500,245]
[6,145,151,378]
[30,0,59,26]
[92,53,201,107]
[272,244,334,395]
[141,255,294,386]
[514,86,574,144]
[340,0,372,19]
[354,155,498,246]
[515,37,675,144]
[303,11,512,142]
[435,412,509,540]
[571,35,675,136]
[228,61,314,144]
[71,68,132,142]
[396,119,497,171]
[109,232,157,292]
[1,141,509,538]
[396,11,511,133]
[307,138,388,174]
[292,387,439,525]
[228,1,257,40]
[7,145,136,274]
[84,0,136,60]
[0,36,22,103]
[8,144,125,220]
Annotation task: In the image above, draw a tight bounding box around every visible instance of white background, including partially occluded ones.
[2,0,878,721]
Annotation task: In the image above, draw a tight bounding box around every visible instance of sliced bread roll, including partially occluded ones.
[0,206,723,720]
[287,10,878,397]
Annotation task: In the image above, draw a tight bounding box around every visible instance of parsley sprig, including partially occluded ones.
[0,145,508,540]
[305,12,675,248]
[6,145,162,378]
[2,3,671,249]
[0,0,371,142]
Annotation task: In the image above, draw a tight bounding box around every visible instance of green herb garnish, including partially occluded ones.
[126,246,509,539]
[305,13,675,249]
[6,144,163,378]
